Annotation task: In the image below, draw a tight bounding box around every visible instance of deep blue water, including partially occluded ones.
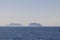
[0,27,60,40]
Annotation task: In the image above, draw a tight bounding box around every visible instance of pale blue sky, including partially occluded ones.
[0,0,60,26]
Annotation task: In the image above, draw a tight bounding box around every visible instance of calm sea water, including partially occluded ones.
[0,27,60,40]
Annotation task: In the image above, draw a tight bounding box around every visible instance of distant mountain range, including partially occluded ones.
[6,23,42,27]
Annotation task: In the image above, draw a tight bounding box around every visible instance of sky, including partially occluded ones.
[0,0,60,26]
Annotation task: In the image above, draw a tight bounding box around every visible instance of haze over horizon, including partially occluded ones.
[0,0,60,26]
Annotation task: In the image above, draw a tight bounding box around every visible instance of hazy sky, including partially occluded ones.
[0,0,60,26]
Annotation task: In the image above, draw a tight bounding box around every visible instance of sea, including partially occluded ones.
[0,26,60,40]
